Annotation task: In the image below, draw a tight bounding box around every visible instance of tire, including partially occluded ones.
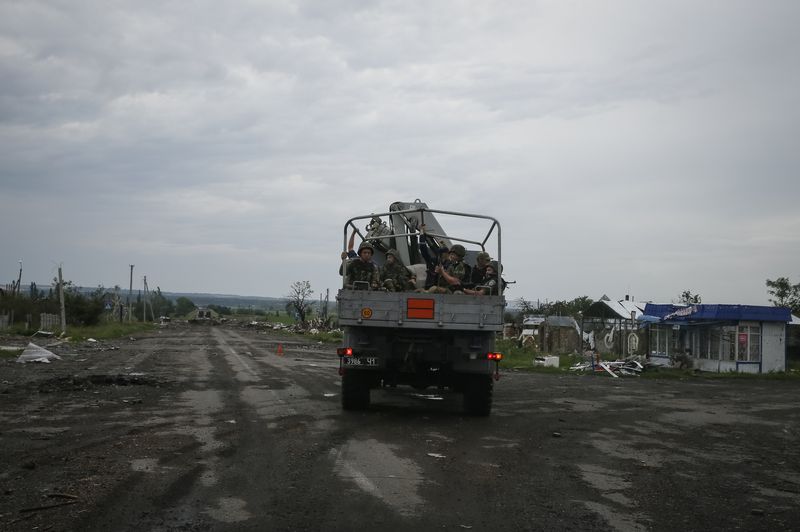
[463,374,493,416]
[341,370,370,410]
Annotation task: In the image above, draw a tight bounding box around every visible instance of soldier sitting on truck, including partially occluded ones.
[380,249,415,292]
[464,261,504,296]
[466,251,491,289]
[345,241,380,290]
[425,244,471,294]
[338,228,359,276]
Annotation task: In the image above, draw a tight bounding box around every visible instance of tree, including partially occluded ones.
[175,297,196,317]
[515,297,537,315]
[766,277,800,312]
[208,304,232,316]
[151,287,175,317]
[678,290,702,305]
[287,281,314,326]
[61,284,107,326]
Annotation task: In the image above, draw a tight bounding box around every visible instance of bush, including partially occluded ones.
[64,287,106,326]
[496,338,535,369]
[309,330,343,343]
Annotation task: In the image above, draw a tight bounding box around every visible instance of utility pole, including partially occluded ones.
[13,259,22,296]
[58,265,66,334]
[143,275,154,322]
[128,265,134,323]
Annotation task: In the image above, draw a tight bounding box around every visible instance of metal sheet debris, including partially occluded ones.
[16,343,61,364]
[570,355,645,377]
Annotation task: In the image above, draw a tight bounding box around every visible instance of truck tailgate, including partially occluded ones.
[337,290,505,332]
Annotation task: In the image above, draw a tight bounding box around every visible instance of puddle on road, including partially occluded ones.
[581,500,649,532]
[331,439,424,517]
[152,389,227,487]
[212,330,260,383]
[480,435,520,450]
[242,383,337,419]
[205,496,252,523]
[131,458,159,473]
[241,385,300,419]
[181,389,224,424]
[578,463,634,507]
[589,430,669,468]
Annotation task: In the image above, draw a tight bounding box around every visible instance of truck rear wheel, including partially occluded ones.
[342,370,371,410]
[463,374,493,416]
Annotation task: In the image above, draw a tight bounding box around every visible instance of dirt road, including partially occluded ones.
[1,324,798,531]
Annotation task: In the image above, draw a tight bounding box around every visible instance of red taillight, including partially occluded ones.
[337,347,353,357]
[487,352,503,360]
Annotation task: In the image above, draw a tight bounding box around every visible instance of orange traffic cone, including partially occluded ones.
[277,344,284,356]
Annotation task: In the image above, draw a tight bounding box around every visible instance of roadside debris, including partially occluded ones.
[533,355,560,368]
[20,499,79,513]
[570,355,645,377]
[16,343,61,364]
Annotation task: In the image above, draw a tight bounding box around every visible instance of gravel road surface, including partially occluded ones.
[1,323,798,531]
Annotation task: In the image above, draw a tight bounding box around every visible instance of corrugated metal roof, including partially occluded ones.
[544,316,579,328]
[585,299,648,320]
[644,304,791,323]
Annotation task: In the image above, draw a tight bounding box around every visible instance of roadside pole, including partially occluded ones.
[128,264,134,323]
[58,265,66,334]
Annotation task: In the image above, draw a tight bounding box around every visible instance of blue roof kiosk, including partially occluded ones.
[641,304,791,373]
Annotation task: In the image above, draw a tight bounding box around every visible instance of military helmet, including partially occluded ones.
[450,244,466,258]
[487,260,501,273]
[358,241,374,254]
[386,248,399,259]
[476,251,491,263]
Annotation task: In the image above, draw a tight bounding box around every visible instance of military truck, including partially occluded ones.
[336,200,505,416]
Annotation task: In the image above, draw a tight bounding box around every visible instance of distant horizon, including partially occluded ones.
[14,282,287,301]
[11,281,791,310]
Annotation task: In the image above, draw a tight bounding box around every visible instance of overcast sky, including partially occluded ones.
[2,0,798,306]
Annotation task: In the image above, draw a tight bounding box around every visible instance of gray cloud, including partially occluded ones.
[1,1,799,305]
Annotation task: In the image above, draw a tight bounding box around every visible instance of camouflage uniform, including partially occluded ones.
[479,277,499,295]
[380,250,412,292]
[467,261,503,295]
[345,258,379,289]
[469,251,491,288]
[427,260,469,294]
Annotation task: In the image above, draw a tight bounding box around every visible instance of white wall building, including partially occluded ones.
[643,304,791,373]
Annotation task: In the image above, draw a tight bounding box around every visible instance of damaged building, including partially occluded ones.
[581,296,648,356]
[641,304,792,373]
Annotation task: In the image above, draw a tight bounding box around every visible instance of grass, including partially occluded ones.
[0,348,23,359]
[307,330,343,344]
[63,322,157,342]
[496,339,586,372]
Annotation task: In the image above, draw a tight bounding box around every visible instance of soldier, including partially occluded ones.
[426,244,471,294]
[380,249,414,292]
[464,261,502,295]
[345,242,380,290]
[469,251,491,288]
[338,228,359,276]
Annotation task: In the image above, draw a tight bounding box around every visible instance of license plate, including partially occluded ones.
[343,357,378,366]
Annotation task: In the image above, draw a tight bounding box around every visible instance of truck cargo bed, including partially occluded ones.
[337,289,505,332]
